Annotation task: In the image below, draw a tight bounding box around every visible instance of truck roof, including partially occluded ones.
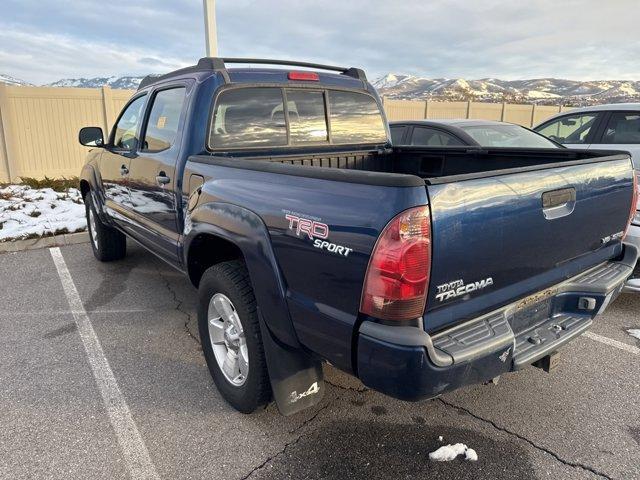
[137,57,369,91]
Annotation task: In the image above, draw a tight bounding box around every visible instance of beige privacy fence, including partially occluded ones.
[0,84,135,183]
[0,84,570,182]
[382,98,573,124]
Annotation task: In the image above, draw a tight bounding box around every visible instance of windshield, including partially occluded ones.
[460,124,560,148]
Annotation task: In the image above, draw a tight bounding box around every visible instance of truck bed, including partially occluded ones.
[192,146,629,185]
[189,146,634,337]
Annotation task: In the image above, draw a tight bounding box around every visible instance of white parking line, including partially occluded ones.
[49,247,160,480]
[583,331,640,356]
[0,308,159,316]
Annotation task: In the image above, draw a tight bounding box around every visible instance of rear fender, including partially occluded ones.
[185,201,297,346]
[185,202,324,414]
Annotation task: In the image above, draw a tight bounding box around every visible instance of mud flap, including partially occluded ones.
[258,311,324,416]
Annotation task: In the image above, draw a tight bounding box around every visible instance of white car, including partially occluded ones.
[535,104,640,292]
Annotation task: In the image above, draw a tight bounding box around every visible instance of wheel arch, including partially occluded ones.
[186,232,244,288]
[184,201,300,349]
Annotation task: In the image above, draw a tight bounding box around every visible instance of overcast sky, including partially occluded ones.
[2,0,639,84]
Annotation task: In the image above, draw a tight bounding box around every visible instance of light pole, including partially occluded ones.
[203,0,218,57]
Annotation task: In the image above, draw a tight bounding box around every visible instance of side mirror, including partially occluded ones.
[79,126,105,147]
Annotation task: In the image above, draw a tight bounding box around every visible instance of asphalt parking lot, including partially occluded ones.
[1,241,638,480]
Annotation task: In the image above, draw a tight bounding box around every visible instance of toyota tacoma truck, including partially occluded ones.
[77,57,639,415]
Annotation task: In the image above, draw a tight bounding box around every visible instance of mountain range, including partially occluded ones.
[2,72,640,106]
[0,74,34,87]
[372,74,640,106]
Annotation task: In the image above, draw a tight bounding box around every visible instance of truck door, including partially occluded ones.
[100,94,147,225]
[126,85,188,262]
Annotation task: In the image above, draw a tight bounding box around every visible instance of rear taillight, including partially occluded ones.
[624,171,639,238]
[360,206,431,321]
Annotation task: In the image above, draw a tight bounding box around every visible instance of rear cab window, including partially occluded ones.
[327,90,386,144]
[208,87,387,149]
[210,88,287,148]
[285,89,328,144]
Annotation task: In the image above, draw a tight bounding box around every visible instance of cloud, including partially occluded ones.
[0,26,190,84]
[2,0,640,84]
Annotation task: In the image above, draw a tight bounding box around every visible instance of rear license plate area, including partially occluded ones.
[511,298,552,334]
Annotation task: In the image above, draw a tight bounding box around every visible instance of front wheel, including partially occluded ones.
[84,192,126,262]
[197,260,271,413]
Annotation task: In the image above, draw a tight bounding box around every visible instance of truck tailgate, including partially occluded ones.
[424,156,634,330]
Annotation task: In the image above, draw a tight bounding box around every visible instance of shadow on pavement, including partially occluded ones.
[252,419,536,479]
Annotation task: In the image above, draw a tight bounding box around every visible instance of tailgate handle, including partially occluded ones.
[542,187,576,220]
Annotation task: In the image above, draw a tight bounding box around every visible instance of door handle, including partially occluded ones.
[120,165,129,176]
[156,171,171,185]
[542,187,576,220]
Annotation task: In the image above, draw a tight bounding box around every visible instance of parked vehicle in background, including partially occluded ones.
[390,119,561,148]
[535,104,640,292]
[77,58,638,416]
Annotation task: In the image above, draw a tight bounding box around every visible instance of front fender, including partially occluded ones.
[80,161,108,221]
[184,201,300,349]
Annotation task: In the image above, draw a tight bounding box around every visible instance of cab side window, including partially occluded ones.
[601,112,640,144]
[535,113,597,144]
[113,95,147,150]
[142,88,186,152]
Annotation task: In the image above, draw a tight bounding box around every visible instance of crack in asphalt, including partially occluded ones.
[438,398,612,480]
[239,401,332,480]
[325,378,368,393]
[155,266,200,345]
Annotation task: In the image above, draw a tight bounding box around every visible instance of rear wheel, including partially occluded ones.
[198,260,271,413]
[84,192,126,262]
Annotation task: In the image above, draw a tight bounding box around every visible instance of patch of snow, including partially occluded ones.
[452,78,471,90]
[627,329,640,341]
[526,90,561,99]
[372,73,416,90]
[438,436,444,442]
[47,76,143,89]
[0,73,32,86]
[465,448,478,462]
[429,443,478,462]
[0,185,86,241]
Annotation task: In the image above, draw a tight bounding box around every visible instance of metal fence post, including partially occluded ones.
[500,102,507,121]
[530,104,537,127]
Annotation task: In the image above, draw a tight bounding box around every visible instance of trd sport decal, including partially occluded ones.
[283,211,353,257]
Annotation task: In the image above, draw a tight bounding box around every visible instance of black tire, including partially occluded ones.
[198,260,271,413]
[84,192,126,262]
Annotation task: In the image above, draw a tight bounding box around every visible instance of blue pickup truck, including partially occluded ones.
[78,58,639,415]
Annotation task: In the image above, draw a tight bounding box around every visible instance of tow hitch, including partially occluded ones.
[533,351,560,373]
